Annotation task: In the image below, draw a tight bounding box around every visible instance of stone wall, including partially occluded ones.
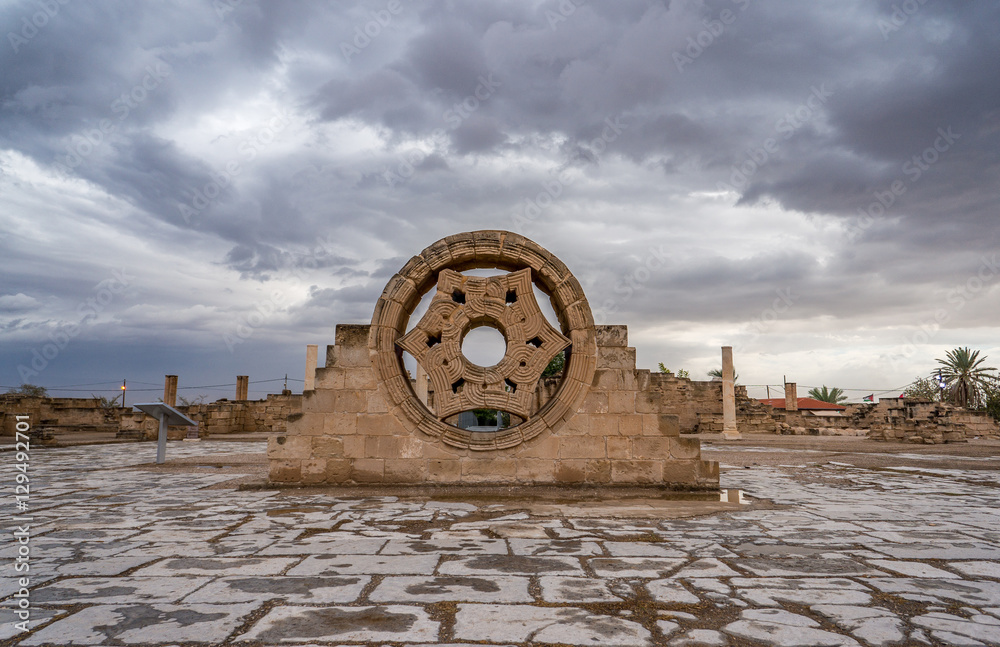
[116,393,302,440]
[0,396,119,436]
[0,393,299,439]
[865,398,999,443]
[268,324,719,488]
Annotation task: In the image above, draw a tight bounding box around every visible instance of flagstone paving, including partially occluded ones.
[2,440,1000,645]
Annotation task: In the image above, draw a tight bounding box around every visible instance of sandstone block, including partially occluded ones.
[669,437,701,459]
[661,460,697,485]
[343,368,376,391]
[462,458,516,482]
[632,437,671,459]
[311,436,344,458]
[555,460,587,483]
[558,436,606,459]
[384,459,427,482]
[515,434,560,459]
[619,414,643,437]
[341,436,365,458]
[595,325,628,347]
[608,390,635,414]
[267,435,310,460]
[586,459,612,483]
[301,459,327,484]
[268,459,301,483]
[315,367,345,390]
[582,391,608,414]
[333,390,367,413]
[324,413,358,435]
[357,413,405,436]
[590,414,619,437]
[516,459,555,482]
[591,369,622,391]
[428,459,461,482]
[597,346,636,370]
[325,459,352,483]
[611,460,660,484]
[351,458,384,483]
[606,437,629,459]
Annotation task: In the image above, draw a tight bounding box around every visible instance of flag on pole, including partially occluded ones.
[862,394,874,402]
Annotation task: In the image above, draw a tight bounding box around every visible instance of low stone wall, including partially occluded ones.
[117,393,302,440]
[866,398,999,443]
[0,396,120,436]
[0,392,300,439]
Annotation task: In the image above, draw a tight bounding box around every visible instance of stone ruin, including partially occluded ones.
[268,230,719,488]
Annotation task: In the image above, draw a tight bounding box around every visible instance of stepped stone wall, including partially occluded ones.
[268,324,718,488]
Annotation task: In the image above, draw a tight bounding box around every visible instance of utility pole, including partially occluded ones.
[120,378,127,409]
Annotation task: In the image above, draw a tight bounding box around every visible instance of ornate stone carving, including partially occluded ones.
[369,231,597,450]
[397,268,571,420]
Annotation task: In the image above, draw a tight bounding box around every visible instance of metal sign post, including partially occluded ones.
[132,403,198,464]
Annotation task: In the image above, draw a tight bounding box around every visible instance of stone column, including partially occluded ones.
[304,344,318,391]
[721,346,741,440]
[236,375,249,401]
[414,362,429,406]
[163,375,178,407]
[785,382,798,411]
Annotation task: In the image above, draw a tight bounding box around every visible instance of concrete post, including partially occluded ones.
[163,375,178,407]
[721,346,741,440]
[304,345,318,391]
[236,375,249,401]
[414,362,429,406]
[785,382,798,411]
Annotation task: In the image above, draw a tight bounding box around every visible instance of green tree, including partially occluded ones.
[983,375,1000,423]
[808,385,848,404]
[657,364,689,378]
[902,377,942,401]
[936,347,996,409]
[542,351,565,377]
[6,384,47,397]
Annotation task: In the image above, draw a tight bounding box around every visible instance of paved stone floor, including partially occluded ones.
[2,441,1000,646]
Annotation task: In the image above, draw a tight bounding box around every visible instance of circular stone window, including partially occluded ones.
[369,230,596,450]
[461,325,507,368]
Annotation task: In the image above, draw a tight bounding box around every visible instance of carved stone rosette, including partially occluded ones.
[369,231,597,450]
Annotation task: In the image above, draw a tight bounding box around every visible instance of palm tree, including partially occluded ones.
[707,368,738,381]
[936,347,996,409]
[808,385,848,404]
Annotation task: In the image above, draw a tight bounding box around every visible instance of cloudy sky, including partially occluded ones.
[1,0,998,403]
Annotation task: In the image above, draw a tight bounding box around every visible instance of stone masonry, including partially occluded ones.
[269,230,718,489]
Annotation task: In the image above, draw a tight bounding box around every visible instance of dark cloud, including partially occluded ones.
[1,0,998,397]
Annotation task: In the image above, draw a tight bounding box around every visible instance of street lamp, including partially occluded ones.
[120,379,127,409]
